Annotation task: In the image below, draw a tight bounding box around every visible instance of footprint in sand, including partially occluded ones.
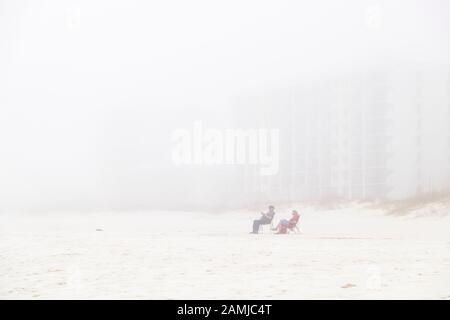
[341,283,356,289]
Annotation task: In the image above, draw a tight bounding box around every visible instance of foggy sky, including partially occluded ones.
[1,0,450,212]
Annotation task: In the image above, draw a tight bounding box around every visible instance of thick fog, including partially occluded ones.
[1,0,449,212]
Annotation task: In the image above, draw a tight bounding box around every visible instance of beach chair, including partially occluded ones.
[258,213,275,234]
[287,216,300,234]
[258,220,274,234]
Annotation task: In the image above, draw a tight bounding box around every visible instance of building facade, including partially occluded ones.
[231,64,450,206]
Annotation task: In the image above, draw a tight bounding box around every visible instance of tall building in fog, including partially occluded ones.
[389,63,450,198]
[232,63,450,206]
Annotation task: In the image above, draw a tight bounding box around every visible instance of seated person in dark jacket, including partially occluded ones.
[250,205,275,234]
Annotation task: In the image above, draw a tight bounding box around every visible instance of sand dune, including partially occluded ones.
[1,203,449,299]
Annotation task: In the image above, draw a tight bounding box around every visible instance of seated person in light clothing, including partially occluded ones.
[272,210,300,234]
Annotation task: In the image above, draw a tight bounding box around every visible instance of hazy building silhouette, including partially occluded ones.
[232,64,450,206]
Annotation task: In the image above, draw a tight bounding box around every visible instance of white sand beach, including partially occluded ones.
[1,202,449,300]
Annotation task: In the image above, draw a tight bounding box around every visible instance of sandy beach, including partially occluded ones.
[1,203,449,300]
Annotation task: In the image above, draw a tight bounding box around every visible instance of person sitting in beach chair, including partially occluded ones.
[272,210,300,234]
[250,205,275,234]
